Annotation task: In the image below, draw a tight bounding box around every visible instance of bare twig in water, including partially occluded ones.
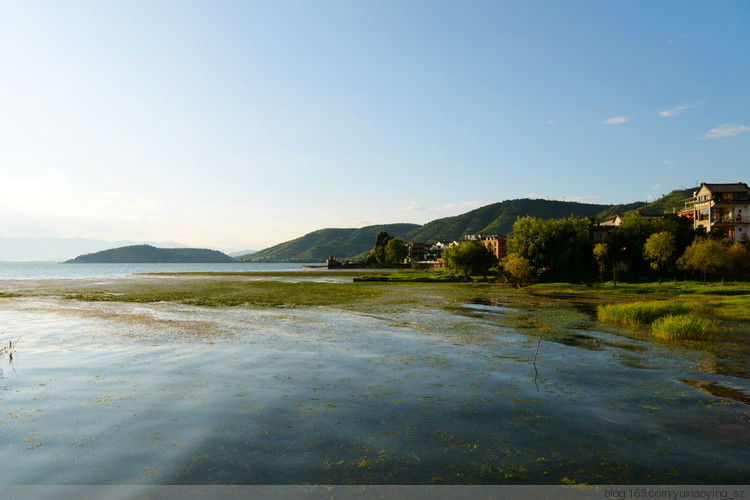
[533,337,541,366]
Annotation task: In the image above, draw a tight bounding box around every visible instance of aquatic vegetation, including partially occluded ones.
[651,314,718,340]
[62,280,385,308]
[597,301,689,326]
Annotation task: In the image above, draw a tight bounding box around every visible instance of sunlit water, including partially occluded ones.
[0,262,322,280]
[0,294,747,485]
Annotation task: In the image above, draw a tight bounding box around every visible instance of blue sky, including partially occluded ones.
[1,1,748,252]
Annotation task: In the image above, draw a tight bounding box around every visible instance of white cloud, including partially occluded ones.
[662,160,672,168]
[652,184,660,191]
[701,124,750,140]
[400,200,488,213]
[399,202,428,212]
[658,103,697,117]
[603,116,629,125]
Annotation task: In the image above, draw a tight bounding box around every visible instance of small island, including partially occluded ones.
[64,244,234,264]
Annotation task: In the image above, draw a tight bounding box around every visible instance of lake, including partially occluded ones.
[0,273,748,486]
[0,262,321,280]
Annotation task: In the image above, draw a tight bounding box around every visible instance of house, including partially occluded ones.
[407,242,431,262]
[594,212,690,242]
[678,182,750,241]
[481,236,507,261]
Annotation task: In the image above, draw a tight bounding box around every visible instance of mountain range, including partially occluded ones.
[243,189,694,262]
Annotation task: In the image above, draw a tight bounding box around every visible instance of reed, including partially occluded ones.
[651,314,718,340]
[597,301,690,326]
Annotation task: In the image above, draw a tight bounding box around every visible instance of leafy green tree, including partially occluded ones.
[677,238,728,284]
[369,231,393,264]
[384,238,408,265]
[502,253,533,287]
[643,231,676,284]
[726,242,750,281]
[507,216,593,273]
[442,241,497,278]
[593,243,608,283]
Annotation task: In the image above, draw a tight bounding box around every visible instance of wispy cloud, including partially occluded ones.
[701,124,750,140]
[603,116,629,125]
[400,200,489,213]
[400,202,428,212]
[658,103,698,117]
[662,160,673,169]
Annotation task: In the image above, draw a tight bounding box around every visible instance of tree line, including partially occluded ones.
[365,215,750,285]
[507,214,750,285]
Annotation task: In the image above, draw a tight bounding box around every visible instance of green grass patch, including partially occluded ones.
[597,301,690,326]
[355,271,469,282]
[64,280,384,308]
[651,314,719,340]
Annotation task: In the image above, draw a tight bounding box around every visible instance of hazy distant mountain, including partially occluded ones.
[243,189,694,262]
[0,237,190,262]
[228,250,257,258]
[65,245,233,263]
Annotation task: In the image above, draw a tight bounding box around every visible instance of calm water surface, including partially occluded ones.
[0,262,322,280]
[0,292,747,485]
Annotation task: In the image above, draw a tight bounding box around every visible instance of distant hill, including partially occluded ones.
[243,189,697,262]
[245,224,420,262]
[65,245,233,263]
[0,237,190,262]
[403,199,619,242]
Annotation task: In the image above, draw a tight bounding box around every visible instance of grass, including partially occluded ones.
[597,301,690,326]
[63,280,385,308]
[354,271,469,282]
[596,298,724,341]
[651,314,719,340]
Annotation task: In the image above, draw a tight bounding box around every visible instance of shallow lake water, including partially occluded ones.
[0,295,748,485]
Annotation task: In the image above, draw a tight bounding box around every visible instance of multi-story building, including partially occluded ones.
[679,182,750,241]
[481,236,507,261]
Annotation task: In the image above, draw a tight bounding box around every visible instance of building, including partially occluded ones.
[407,242,431,262]
[679,182,750,241]
[594,212,689,242]
[481,236,507,261]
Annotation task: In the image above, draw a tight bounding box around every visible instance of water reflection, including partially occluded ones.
[0,301,748,485]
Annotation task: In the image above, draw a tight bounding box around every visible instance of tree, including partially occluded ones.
[384,238,408,265]
[502,253,533,287]
[442,241,497,278]
[677,238,728,284]
[726,242,750,281]
[643,231,676,284]
[593,243,608,283]
[507,216,592,274]
[369,231,393,264]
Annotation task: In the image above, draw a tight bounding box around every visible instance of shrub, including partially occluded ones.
[597,301,689,325]
[651,314,717,340]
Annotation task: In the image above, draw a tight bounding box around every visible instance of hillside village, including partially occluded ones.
[362,182,750,268]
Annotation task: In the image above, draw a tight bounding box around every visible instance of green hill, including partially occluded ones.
[403,199,623,242]
[242,189,698,262]
[65,245,233,263]
[245,224,420,262]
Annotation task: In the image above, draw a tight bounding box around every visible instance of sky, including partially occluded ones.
[1,0,748,253]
